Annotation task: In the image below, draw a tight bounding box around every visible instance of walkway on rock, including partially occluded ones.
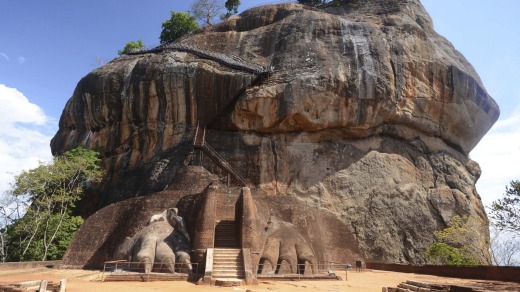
[128,42,271,75]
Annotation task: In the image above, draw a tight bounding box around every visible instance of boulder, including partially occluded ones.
[54,0,498,263]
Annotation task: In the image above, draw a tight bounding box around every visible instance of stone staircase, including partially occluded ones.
[214,220,239,248]
[212,248,245,280]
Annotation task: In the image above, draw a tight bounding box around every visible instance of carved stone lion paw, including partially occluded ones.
[258,217,317,274]
[115,208,192,274]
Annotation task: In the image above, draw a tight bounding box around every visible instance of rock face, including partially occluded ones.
[53,0,499,264]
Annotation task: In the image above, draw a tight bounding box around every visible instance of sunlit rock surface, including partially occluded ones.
[53,0,498,263]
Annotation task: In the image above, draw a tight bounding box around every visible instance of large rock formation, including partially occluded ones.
[53,0,499,264]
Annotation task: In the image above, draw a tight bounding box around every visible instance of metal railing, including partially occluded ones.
[101,260,200,282]
[256,261,351,279]
[127,43,270,75]
[253,261,355,281]
[193,124,247,186]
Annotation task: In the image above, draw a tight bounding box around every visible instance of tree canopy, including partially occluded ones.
[490,180,520,233]
[190,0,225,25]
[1,147,103,261]
[425,215,491,266]
[118,39,146,55]
[160,12,200,44]
[222,0,240,19]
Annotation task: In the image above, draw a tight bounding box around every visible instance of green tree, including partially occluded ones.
[118,39,146,55]
[4,147,102,261]
[488,223,520,266]
[222,0,240,19]
[160,12,200,44]
[426,243,481,266]
[425,215,491,265]
[490,180,520,233]
[1,193,25,262]
[6,213,83,261]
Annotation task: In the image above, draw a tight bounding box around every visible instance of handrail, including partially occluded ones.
[193,125,247,186]
[127,43,270,75]
[201,143,247,186]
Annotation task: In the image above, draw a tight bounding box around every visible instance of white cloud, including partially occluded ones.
[0,84,54,197]
[471,105,520,207]
[17,55,26,64]
[0,53,9,61]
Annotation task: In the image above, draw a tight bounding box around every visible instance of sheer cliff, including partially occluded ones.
[52,0,499,263]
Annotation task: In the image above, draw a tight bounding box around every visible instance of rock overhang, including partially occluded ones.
[53,1,499,157]
[182,1,499,154]
[51,0,498,264]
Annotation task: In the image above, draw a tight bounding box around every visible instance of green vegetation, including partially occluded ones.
[118,39,146,55]
[425,215,491,266]
[6,213,83,261]
[223,0,241,19]
[160,12,200,44]
[490,180,520,233]
[1,147,103,261]
[426,243,481,266]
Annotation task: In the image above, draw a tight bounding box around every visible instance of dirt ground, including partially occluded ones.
[1,267,519,291]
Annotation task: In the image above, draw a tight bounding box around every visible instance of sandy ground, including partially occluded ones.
[1,267,519,291]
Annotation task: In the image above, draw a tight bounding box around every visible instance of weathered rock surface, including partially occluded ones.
[54,0,498,263]
[62,167,362,269]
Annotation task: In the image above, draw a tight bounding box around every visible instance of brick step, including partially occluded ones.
[213,273,245,278]
[213,272,244,278]
[216,224,236,227]
[214,243,239,247]
[214,245,240,248]
[213,253,241,260]
[215,240,238,243]
[214,266,243,271]
[214,251,241,254]
[213,256,242,260]
[213,263,244,269]
[213,258,243,262]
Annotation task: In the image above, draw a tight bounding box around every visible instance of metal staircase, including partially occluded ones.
[193,125,247,186]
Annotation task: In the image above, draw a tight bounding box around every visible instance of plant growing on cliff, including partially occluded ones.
[489,180,520,234]
[118,39,146,55]
[160,12,200,44]
[425,215,491,266]
[190,0,225,25]
[3,147,102,261]
[222,0,240,19]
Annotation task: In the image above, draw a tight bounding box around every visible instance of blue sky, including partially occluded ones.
[0,0,519,207]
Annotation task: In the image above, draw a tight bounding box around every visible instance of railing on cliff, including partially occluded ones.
[194,124,247,187]
[127,42,272,75]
